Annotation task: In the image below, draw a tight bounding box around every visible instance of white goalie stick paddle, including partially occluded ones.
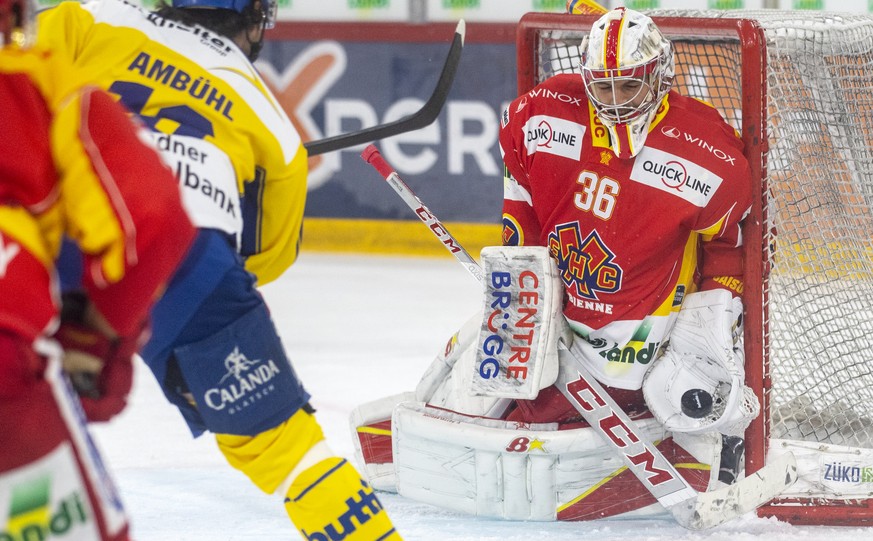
[304,20,465,157]
[360,147,798,530]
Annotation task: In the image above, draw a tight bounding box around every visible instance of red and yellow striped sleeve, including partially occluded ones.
[53,83,196,335]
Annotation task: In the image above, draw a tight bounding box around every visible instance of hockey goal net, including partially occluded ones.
[517,10,873,525]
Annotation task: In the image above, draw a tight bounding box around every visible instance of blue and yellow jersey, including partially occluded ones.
[37,0,307,286]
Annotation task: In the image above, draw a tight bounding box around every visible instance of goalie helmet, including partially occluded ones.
[0,0,34,47]
[581,8,674,159]
[172,0,277,28]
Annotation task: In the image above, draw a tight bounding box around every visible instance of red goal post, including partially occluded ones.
[517,11,873,525]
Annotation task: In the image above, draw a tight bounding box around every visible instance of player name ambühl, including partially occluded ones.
[127,52,234,119]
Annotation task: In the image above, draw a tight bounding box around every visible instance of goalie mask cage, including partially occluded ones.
[517,11,873,526]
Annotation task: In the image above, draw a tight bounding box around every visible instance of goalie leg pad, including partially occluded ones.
[671,431,724,490]
[348,392,415,493]
[392,401,678,521]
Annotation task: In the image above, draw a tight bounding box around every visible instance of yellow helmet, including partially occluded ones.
[566,0,608,15]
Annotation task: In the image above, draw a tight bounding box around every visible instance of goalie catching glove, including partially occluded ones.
[643,289,759,437]
[54,291,147,422]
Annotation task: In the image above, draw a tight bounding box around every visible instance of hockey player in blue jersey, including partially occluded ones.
[38,0,400,538]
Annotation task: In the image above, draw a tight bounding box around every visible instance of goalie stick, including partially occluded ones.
[303,20,465,157]
[361,143,483,283]
[360,146,798,530]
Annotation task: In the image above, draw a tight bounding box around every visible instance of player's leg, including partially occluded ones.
[174,285,398,539]
[0,332,130,541]
[141,232,398,539]
[217,407,397,540]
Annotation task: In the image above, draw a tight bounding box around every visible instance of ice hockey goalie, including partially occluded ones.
[350,7,762,522]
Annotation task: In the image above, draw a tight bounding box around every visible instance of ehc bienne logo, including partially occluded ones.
[548,222,622,301]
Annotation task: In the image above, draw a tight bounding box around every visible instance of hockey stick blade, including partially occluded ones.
[671,452,797,530]
[304,20,465,157]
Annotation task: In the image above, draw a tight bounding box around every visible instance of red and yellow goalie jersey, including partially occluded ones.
[0,46,194,341]
[37,0,307,286]
[500,74,752,390]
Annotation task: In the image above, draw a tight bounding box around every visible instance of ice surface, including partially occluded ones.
[91,252,872,540]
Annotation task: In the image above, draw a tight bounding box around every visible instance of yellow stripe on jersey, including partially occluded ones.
[244,144,307,286]
[697,209,732,240]
[651,232,700,317]
[0,46,135,281]
[649,94,670,130]
[588,103,610,150]
[53,88,132,284]
[0,207,53,268]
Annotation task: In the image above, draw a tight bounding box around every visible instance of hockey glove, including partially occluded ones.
[643,289,759,437]
[54,291,145,422]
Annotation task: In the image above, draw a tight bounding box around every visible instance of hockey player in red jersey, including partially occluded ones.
[352,7,759,522]
[0,2,195,539]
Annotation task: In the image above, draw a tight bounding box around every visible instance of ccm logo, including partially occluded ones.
[565,375,677,486]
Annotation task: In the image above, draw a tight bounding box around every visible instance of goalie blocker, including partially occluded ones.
[470,246,568,400]
[351,246,792,524]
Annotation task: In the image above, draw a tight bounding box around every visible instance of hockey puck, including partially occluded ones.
[681,389,713,418]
